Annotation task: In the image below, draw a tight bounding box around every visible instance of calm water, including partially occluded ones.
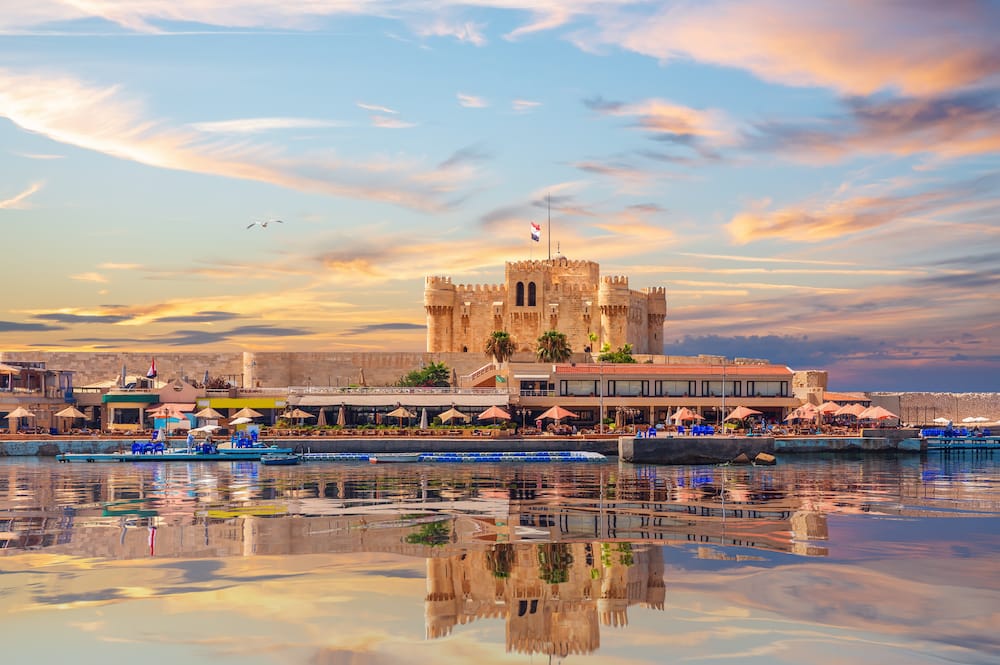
[1,453,998,665]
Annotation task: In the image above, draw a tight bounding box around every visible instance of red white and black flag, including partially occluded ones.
[147,358,157,379]
[530,222,541,242]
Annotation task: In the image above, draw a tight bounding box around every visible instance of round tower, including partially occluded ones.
[424,276,456,352]
[644,287,667,355]
[598,276,630,351]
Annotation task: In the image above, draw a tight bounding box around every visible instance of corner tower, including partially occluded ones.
[424,276,456,352]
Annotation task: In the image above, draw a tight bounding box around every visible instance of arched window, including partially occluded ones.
[516,281,525,306]
[528,282,537,306]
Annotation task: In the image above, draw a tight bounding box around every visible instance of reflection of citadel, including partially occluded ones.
[425,542,664,657]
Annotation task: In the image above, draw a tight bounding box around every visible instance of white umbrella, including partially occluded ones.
[419,407,428,429]
[229,416,253,426]
[932,417,951,425]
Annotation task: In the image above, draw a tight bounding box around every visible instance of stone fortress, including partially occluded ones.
[424,257,667,355]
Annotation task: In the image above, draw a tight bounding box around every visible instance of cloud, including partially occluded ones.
[98,262,141,270]
[33,312,129,324]
[0,68,461,211]
[582,1,1000,96]
[357,102,398,115]
[457,93,488,108]
[0,320,64,332]
[726,176,1000,244]
[747,90,1000,162]
[188,117,344,134]
[416,20,486,46]
[512,99,541,113]
[152,310,243,324]
[438,144,491,170]
[342,322,426,336]
[370,115,416,129]
[0,182,42,209]
[13,152,63,160]
[69,272,108,283]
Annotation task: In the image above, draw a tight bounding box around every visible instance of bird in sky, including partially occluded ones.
[247,219,284,229]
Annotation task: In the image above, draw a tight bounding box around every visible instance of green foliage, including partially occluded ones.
[486,543,516,578]
[536,330,572,363]
[397,361,451,387]
[537,542,574,585]
[405,520,450,546]
[484,330,517,364]
[598,342,636,363]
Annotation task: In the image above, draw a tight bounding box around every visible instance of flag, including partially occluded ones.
[530,222,541,242]
[147,358,157,379]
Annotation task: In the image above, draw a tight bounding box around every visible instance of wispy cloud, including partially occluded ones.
[512,99,541,113]
[13,152,63,160]
[69,272,108,283]
[98,262,141,270]
[0,68,461,211]
[0,182,42,209]
[189,117,344,134]
[580,1,1000,96]
[370,115,416,129]
[416,20,486,46]
[357,102,398,115]
[457,92,488,108]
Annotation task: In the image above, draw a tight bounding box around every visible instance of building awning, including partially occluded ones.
[102,393,160,403]
[291,394,509,408]
[199,397,286,409]
[513,374,551,380]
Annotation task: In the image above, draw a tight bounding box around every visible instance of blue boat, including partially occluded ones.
[260,452,301,466]
[56,444,294,463]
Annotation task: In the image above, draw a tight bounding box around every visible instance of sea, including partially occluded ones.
[1,452,997,665]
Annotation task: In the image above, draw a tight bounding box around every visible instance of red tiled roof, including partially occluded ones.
[823,391,868,402]
[554,363,792,377]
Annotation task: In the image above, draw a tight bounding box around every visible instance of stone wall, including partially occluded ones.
[868,392,1000,425]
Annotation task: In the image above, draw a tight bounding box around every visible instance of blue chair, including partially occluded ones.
[153,442,165,454]
[142,443,154,454]
[677,425,685,435]
[131,442,142,454]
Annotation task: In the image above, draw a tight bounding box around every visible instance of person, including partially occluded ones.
[186,430,195,451]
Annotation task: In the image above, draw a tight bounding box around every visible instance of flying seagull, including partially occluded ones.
[247,219,284,229]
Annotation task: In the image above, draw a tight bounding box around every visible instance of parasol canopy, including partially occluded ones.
[195,407,224,419]
[477,405,511,422]
[858,405,898,420]
[230,407,263,419]
[669,407,703,423]
[817,401,841,414]
[282,408,315,420]
[55,406,87,419]
[538,405,579,422]
[229,416,254,426]
[438,407,470,423]
[724,406,763,421]
[5,406,35,419]
[834,403,867,417]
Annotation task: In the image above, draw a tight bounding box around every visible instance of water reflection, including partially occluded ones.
[0,453,997,663]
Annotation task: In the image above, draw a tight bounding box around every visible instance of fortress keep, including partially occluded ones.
[424,257,667,355]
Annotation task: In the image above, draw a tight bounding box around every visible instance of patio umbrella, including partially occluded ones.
[230,407,263,419]
[0,362,22,374]
[337,405,347,427]
[669,407,703,423]
[932,417,951,425]
[357,367,366,387]
[477,405,511,424]
[859,406,898,421]
[438,407,470,424]
[386,406,416,426]
[229,416,254,426]
[724,406,763,421]
[6,407,36,433]
[817,401,841,414]
[194,407,224,419]
[55,406,87,420]
[282,408,315,426]
[317,407,327,427]
[418,407,428,429]
[834,403,867,417]
[538,405,579,423]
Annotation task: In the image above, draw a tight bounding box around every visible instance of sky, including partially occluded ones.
[0,1,997,392]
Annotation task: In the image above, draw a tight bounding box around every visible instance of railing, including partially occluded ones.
[287,386,508,395]
[464,363,497,383]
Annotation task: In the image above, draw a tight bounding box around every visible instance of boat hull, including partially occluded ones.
[56,446,294,463]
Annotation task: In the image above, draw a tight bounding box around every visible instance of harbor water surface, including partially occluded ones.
[1,452,997,664]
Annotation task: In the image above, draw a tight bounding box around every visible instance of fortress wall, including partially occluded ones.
[868,392,1000,425]
[1,351,493,388]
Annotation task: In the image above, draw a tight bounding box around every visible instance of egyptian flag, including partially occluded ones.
[147,358,157,379]
[530,222,541,242]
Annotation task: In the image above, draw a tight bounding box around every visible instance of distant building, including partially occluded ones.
[425,257,666,356]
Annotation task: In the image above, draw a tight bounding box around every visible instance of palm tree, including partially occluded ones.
[536,330,572,363]
[484,330,516,365]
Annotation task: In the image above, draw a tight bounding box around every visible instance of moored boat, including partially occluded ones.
[260,452,301,466]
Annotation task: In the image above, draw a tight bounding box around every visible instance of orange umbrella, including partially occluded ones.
[538,405,579,422]
[859,405,898,420]
[834,403,866,417]
[477,405,511,423]
[669,407,704,423]
[724,406,763,421]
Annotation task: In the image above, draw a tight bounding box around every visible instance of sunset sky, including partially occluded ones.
[0,1,997,391]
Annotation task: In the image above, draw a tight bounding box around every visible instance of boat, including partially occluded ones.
[924,435,1000,451]
[368,452,422,464]
[56,444,295,463]
[260,452,301,466]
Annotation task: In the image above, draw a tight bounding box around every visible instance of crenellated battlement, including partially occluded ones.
[601,275,630,287]
[643,286,665,296]
[425,276,454,287]
[454,283,507,295]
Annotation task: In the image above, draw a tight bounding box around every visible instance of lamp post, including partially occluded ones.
[516,407,530,431]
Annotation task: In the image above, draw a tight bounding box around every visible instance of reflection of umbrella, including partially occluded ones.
[229,416,254,426]
[6,407,35,419]
[438,407,470,424]
[724,406,763,421]
[0,363,22,374]
[418,407,428,429]
[357,367,366,387]
[317,408,327,427]
[669,407,703,423]
[538,405,578,422]
[195,407,224,419]
[477,405,511,424]
[230,407,263,419]
[337,405,347,427]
